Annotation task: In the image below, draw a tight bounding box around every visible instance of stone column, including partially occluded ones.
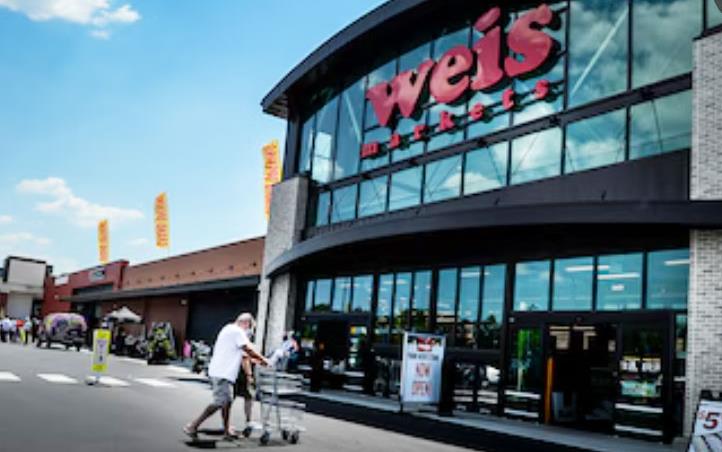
[685,28,722,435]
[256,175,308,353]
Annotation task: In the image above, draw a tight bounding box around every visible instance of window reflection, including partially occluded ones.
[565,109,626,173]
[375,274,394,341]
[334,80,365,180]
[352,275,373,313]
[412,271,432,332]
[358,175,387,217]
[456,267,481,347]
[464,142,508,195]
[424,155,462,203]
[596,253,643,310]
[392,273,412,343]
[632,0,700,89]
[629,90,692,159]
[709,0,722,28]
[332,276,352,312]
[552,256,594,311]
[361,127,391,172]
[331,184,357,224]
[314,278,332,312]
[298,115,314,173]
[389,166,422,211]
[312,97,339,183]
[569,0,628,107]
[514,260,551,311]
[647,249,689,310]
[315,191,330,227]
[510,128,562,185]
[480,265,505,349]
[467,91,510,139]
[364,61,397,129]
[436,268,458,340]
[304,280,315,312]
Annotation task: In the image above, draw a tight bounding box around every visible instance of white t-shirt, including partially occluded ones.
[208,323,250,382]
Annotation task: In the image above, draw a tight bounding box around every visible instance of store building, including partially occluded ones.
[65,237,264,347]
[257,0,722,442]
[0,256,50,318]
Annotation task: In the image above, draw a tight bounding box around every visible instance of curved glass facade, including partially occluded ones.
[295,0,705,228]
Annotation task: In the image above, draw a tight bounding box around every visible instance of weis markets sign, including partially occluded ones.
[362,4,557,159]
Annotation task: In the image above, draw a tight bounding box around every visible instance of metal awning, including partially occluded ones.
[65,275,260,304]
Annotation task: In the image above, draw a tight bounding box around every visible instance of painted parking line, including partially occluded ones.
[37,373,78,384]
[0,372,21,382]
[134,378,176,388]
[98,376,130,387]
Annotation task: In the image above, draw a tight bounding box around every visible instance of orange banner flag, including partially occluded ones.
[154,192,170,249]
[262,140,282,218]
[97,219,109,264]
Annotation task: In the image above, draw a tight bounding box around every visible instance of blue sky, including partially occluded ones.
[0,0,385,273]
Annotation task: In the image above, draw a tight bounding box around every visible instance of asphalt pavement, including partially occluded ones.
[0,342,473,452]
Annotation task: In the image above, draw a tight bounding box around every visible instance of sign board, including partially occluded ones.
[88,267,106,282]
[91,329,111,374]
[154,192,170,249]
[262,139,282,219]
[689,399,722,451]
[400,332,445,405]
[97,219,109,264]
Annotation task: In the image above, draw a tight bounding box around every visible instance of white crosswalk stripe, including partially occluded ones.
[165,365,190,374]
[98,376,130,387]
[37,373,78,384]
[0,371,21,382]
[134,378,175,388]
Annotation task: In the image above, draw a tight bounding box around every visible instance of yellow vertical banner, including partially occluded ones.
[154,192,170,249]
[262,139,282,218]
[97,219,109,264]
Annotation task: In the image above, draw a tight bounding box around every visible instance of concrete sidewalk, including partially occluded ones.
[301,390,687,452]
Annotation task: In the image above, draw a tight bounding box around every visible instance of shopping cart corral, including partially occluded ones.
[246,367,305,445]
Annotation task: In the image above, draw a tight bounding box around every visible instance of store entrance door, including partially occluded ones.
[546,323,617,432]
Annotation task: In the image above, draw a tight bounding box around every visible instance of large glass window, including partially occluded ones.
[510,128,562,185]
[331,185,357,224]
[389,166,422,211]
[375,274,394,340]
[392,273,412,343]
[632,0,700,89]
[464,142,508,195]
[332,276,352,312]
[361,127,392,172]
[629,90,692,160]
[352,275,373,313]
[358,175,387,217]
[467,91,509,139]
[552,256,593,311]
[412,270,432,332]
[436,268,458,340]
[710,0,722,28]
[424,155,462,203]
[395,42,431,163]
[568,0,628,107]
[304,280,315,311]
[565,109,626,173]
[334,80,365,180]
[314,278,332,311]
[647,249,689,310]
[596,252,643,310]
[311,96,339,183]
[457,267,481,348]
[480,265,505,349]
[298,115,314,173]
[514,260,551,311]
[315,192,330,227]
[364,60,397,129]
[507,328,543,393]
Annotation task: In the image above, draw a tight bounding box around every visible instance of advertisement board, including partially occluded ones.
[400,332,445,405]
[91,329,111,374]
[689,398,722,451]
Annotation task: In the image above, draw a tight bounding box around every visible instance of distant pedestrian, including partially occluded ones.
[23,318,32,345]
[0,317,10,343]
[184,313,268,439]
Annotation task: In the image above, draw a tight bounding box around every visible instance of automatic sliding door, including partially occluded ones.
[505,326,543,420]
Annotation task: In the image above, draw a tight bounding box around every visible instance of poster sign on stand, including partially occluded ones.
[88,329,111,384]
[400,332,445,411]
[689,397,722,451]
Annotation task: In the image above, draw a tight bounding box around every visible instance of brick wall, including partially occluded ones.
[685,29,722,434]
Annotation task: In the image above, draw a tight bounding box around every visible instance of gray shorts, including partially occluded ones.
[210,378,233,407]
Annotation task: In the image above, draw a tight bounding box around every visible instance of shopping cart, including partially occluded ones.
[253,366,305,445]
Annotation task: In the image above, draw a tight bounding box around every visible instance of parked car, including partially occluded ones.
[37,313,87,351]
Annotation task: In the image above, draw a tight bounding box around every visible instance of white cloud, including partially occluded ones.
[128,237,149,246]
[0,215,12,225]
[0,232,51,247]
[17,177,144,228]
[0,0,140,39]
[89,28,109,39]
